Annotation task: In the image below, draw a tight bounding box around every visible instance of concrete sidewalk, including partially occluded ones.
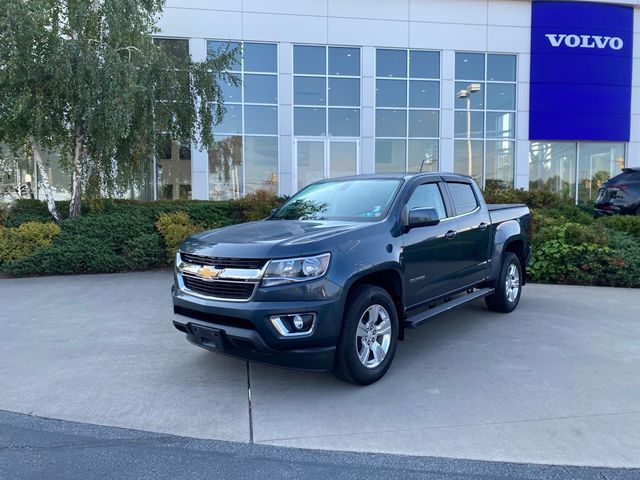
[0,272,639,467]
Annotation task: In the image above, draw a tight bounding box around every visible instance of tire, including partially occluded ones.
[485,252,522,313]
[332,285,399,386]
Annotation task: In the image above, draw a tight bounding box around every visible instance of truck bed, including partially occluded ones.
[487,204,529,224]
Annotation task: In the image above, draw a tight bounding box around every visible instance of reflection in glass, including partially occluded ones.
[409,50,440,79]
[294,107,326,136]
[244,106,278,135]
[329,78,360,106]
[220,78,241,103]
[409,110,439,138]
[329,108,360,137]
[245,136,278,194]
[376,109,407,137]
[454,111,484,138]
[244,74,278,104]
[207,41,241,71]
[297,141,325,190]
[294,76,326,105]
[329,47,360,76]
[455,52,485,80]
[408,140,439,173]
[376,49,407,78]
[487,54,516,82]
[529,142,577,199]
[330,142,357,178]
[455,82,484,109]
[157,142,192,200]
[454,140,483,184]
[376,79,407,107]
[409,80,439,108]
[243,43,277,72]
[375,139,406,172]
[486,112,514,139]
[208,136,243,200]
[486,83,516,110]
[294,45,326,75]
[485,141,514,189]
[577,142,625,204]
[215,104,242,135]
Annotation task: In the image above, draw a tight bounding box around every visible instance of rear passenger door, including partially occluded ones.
[444,181,491,288]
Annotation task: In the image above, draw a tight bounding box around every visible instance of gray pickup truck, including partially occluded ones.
[172,173,531,385]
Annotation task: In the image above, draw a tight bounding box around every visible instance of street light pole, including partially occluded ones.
[456,83,481,178]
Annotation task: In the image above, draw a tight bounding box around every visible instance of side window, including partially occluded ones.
[447,182,478,215]
[406,183,446,219]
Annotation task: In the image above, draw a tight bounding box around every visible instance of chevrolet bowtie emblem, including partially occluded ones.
[197,265,221,279]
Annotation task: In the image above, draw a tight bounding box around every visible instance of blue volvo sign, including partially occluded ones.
[529,1,634,142]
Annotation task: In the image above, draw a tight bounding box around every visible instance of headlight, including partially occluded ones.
[262,253,331,287]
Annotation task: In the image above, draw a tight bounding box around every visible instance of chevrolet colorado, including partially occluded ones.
[172,173,531,385]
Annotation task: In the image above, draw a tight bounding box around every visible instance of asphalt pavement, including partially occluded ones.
[0,272,639,470]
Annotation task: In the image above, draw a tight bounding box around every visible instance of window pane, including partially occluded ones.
[409,80,439,108]
[208,136,242,200]
[215,104,242,134]
[454,140,484,185]
[329,108,360,137]
[244,105,278,135]
[294,45,325,74]
[376,49,407,78]
[294,76,326,105]
[329,47,360,76]
[376,109,407,137]
[487,83,515,110]
[207,41,241,71]
[455,82,484,109]
[407,183,446,219]
[409,50,440,78]
[409,110,438,138]
[245,136,278,194]
[329,78,360,106]
[244,43,277,72]
[156,38,190,64]
[528,142,576,198]
[294,107,326,136]
[376,79,407,108]
[375,139,406,172]
[454,111,484,138]
[455,52,485,80]
[577,142,625,204]
[329,142,357,178]
[408,140,439,173]
[486,112,515,139]
[447,182,478,214]
[297,140,325,190]
[487,54,516,82]
[486,141,514,189]
[244,74,278,104]
[219,77,241,103]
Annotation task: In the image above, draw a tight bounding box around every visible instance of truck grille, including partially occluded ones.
[182,276,256,300]
[180,252,267,270]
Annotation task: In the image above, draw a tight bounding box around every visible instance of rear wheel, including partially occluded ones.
[332,285,398,385]
[485,252,522,313]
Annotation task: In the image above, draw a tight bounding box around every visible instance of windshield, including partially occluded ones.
[272,179,403,222]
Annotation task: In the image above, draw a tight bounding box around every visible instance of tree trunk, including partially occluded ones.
[29,138,61,222]
[68,127,84,219]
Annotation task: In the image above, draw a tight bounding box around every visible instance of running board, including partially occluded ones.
[404,288,495,329]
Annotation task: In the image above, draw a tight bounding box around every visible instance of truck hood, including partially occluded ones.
[180,219,369,259]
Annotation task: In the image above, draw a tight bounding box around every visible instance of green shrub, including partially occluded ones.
[155,212,204,263]
[232,190,284,222]
[598,215,640,239]
[122,233,165,270]
[0,222,60,265]
[0,203,8,226]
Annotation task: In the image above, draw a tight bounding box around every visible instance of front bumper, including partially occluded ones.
[171,278,343,371]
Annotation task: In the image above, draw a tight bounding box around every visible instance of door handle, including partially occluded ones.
[445,230,457,240]
[478,222,488,231]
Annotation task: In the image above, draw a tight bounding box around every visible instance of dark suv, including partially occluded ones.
[594,168,640,216]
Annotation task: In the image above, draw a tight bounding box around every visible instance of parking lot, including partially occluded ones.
[1,272,639,467]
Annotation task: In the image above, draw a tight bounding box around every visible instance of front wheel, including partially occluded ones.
[332,285,399,385]
[485,252,522,313]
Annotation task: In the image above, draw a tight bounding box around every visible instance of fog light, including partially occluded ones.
[269,313,316,337]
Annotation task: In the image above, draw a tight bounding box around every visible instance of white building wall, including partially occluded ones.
[158,0,640,198]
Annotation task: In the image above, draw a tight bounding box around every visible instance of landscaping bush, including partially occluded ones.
[155,212,204,263]
[232,190,284,222]
[0,221,60,265]
[598,215,640,239]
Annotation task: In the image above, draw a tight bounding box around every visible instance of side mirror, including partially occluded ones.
[407,207,440,229]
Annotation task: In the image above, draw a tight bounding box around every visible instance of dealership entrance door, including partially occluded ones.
[294,138,359,191]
